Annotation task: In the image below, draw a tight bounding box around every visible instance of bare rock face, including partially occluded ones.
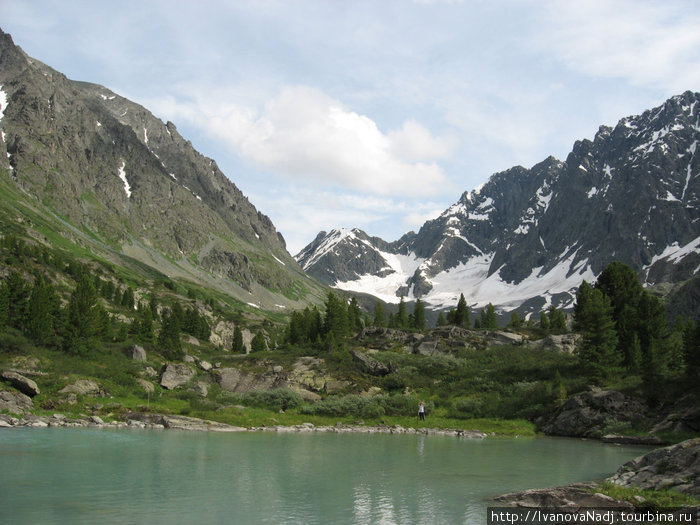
[527,333,582,353]
[541,388,648,438]
[349,349,394,376]
[129,345,147,361]
[58,379,103,396]
[215,367,282,393]
[1,370,40,397]
[160,364,196,390]
[0,390,33,414]
[608,438,700,497]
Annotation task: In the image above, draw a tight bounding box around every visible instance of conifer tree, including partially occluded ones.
[6,271,29,329]
[373,301,386,327]
[348,297,363,332]
[548,306,567,332]
[508,311,522,330]
[413,298,426,331]
[67,273,101,341]
[0,280,9,330]
[232,325,245,353]
[455,293,470,327]
[683,321,700,379]
[139,307,154,342]
[436,311,447,327]
[539,311,550,331]
[397,296,408,329]
[323,292,349,340]
[26,275,58,345]
[484,303,498,331]
[637,290,670,400]
[157,308,182,357]
[575,288,619,379]
[251,331,267,352]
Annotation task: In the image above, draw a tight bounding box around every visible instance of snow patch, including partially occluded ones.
[647,235,700,269]
[117,161,132,198]
[587,187,599,198]
[247,302,259,309]
[272,254,286,266]
[0,85,7,122]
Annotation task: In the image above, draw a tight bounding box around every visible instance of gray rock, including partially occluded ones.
[607,437,700,497]
[129,345,147,361]
[216,367,282,393]
[1,370,40,397]
[541,388,648,438]
[0,390,33,414]
[349,349,393,376]
[136,378,155,394]
[494,482,631,508]
[198,360,213,372]
[160,363,196,390]
[193,382,208,398]
[59,379,103,396]
[601,434,662,446]
[487,331,523,346]
[527,333,582,353]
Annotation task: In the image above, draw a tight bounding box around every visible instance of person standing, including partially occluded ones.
[418,401,426,421]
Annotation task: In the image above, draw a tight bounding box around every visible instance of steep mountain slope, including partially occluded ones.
[298,92,700,314]
[0,29,325,310]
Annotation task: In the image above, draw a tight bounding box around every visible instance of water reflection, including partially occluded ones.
[0,430,651,525]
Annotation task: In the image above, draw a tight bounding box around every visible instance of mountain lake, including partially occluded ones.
[0,428,651,524]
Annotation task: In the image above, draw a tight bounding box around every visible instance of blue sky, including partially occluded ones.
[3,0,700,254]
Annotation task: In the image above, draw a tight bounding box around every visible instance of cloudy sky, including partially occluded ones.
[3,0,700,254]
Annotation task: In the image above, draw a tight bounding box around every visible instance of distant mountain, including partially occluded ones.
[0,29,325,310]
[297,92,700,315]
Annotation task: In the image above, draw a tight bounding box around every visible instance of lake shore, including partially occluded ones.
[0,411,489,438]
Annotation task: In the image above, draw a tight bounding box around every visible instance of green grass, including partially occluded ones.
[595,482,700,508]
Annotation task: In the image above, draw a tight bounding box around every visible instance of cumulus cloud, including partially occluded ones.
[185,86,455,196]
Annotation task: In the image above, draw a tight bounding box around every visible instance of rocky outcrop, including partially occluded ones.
[1,370,40,397]
[215,367,283,393]
[159,364,196,390]
[129,345,147,361]
[526,333,582,354]
[58,379,104,396]
[652,400,700,435]
[349,349,394,376]
[0,390,33,414]
[608,438,700,497]
[541,388,648,438]
[493,482,630,508]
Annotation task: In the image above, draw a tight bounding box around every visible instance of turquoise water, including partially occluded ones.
[0,428,649,524]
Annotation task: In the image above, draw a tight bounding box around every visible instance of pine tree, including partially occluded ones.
[539,311,550,331]
[548,306,567,332]
[251,331,267,352]
[455,293,469,327]
[595,262,644,369]
[121,287,135,310]
[484,303,498,331]
[373,301,386,327]
[683,321,700,379]
[139,307,154,342]
[67,273,101,341]
[0,280,9,330]
[232,325,245,353]
[157,308,182,358]
[413,298,426,331]
[26,275,57,345]
[436,311,447,327]
[348,297,363,332]
[637,291,670,401]
[6,271,29,329]
[575,288,619,380]
[397,296,408,329]
[508,311,522,330]
[323,292,348,339]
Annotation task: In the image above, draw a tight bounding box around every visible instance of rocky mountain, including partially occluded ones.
[0,29,325,310]
[298,92,700,314]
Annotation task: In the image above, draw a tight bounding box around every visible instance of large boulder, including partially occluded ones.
[59,379,103,396]
[1,370,40,397]
[607,438,700,497]
[129,345,147,361]
[493,482,628,508]
[160,364,196,390]
[0,390,33,414]
[215,367,281,393]
[541,388,648,438]
[527,334,582,353]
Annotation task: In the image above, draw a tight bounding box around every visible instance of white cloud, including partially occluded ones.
[175,86,454,197]
[536,0,700,91]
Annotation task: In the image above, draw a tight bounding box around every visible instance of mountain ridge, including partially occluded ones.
[0,28,326,311]
[297,91,700,315]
